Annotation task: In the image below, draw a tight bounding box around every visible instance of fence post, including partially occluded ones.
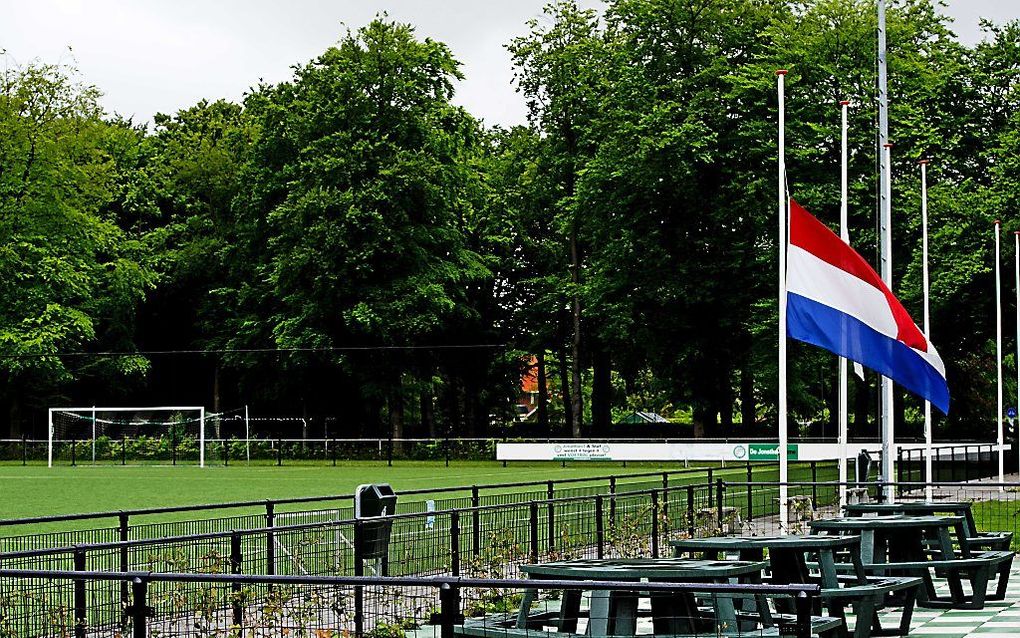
[810,462,818,510]
[119,512,130,624]
[276,439,282,466]
[935,446,941,481]
[439,582,459,638]
[707,468,714,507]
[686,485,695,537]
[121,437,126,465]
[595,495,605,559]
[73,548,87,638]
[172,431,177,466]
[529,501,539,562]
[450,511,462,577]
[650,490,659,558]
[716,479,725,533]
[661,473,670,520]
[71,439,77,467]
[223,438,229,467]
[331,438,337,466]
[265,501,276,575]
[230,531,243,628]
[471,486,480,557]
[795,591,812,638]
[609,477,617,525]
[547,480,555,552]
[746,478,754,523]
[130,577,149,638]
[354,519,364,637]
[21,434,26,466]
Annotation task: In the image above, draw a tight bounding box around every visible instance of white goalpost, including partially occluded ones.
[47,406,207,467]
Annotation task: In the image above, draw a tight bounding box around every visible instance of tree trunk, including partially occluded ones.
[692,404,715,439]
[591,344,612,435]
[420,379,435,438]
[718,373,734,436]
[212,364,222,438]
[8,395,21,439]
[740,363,755,433]
[558,346,573,437]
[389,377,404,454]
[536,351,549,431]
[569,223,583,439]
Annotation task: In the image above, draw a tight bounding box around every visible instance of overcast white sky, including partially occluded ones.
[1,0,1016,128]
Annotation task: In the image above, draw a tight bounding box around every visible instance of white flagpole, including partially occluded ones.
[777,69,789,533]
[838,100,850,508]
[1015,231,1020,482]
[882,142,896,502]
[920,159,933,500]
[996,220,1005,488]
[877,0,896,504]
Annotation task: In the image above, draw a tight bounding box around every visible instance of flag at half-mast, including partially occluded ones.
[786,199,950,414]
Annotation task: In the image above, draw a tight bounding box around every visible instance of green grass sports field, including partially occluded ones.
[0,460,834,522]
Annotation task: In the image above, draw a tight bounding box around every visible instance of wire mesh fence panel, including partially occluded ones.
[0,570,821,638]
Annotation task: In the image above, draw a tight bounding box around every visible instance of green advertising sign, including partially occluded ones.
[748,443,799,461]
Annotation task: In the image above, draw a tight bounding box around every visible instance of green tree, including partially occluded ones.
[0,58,151,434]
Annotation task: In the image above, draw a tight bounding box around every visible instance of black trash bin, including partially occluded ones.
[856,450,873,483]
[355,483,397,561]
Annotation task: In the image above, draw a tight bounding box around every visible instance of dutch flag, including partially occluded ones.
[786,199,950,415]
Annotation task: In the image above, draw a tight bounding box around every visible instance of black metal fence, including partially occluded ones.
[2,475,1019,637]
[0,569,820,638]
[0,463,828,552]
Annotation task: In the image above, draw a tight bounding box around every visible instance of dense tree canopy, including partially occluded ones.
[2,2,1019,441]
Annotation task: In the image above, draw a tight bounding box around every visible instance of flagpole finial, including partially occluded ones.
[776,69,788,75]
[995,219,1001,226]
[839,100,850,106]
[884,143,894,149]
[918,159,930,165]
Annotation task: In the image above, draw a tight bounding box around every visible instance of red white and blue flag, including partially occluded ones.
[786,199,950,414]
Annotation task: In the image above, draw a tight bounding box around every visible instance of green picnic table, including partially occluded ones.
[671,535,921,638]
[810,515,1013,610]
[843,501,1014,552]
[515,558,771,637]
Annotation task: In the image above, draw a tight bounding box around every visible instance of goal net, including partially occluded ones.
[48,406,207,467]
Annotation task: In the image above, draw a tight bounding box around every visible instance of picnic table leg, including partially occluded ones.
[588,589,611,637]
[898,585,917,634]
[558,590,582,633]
[650,591,688,635]
[608,591,638,636]
[712,592,739,636]
[964,566,991,610]
[938,531,966,607]
[992,556,1013,600]
[514,588,538,628]
[851,598,876,638]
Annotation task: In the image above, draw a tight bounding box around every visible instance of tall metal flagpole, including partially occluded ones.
[996,221,1004,488]
[877,0,896,503]
[1015,231,1020,481]
[838,100,850,508]
[920,159,932,500]
[777,69,790,533]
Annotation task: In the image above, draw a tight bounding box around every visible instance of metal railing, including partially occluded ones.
[0,569,820,638]
[0,463,830,551]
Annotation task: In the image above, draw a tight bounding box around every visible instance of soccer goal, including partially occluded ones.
[48,406,207,467]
